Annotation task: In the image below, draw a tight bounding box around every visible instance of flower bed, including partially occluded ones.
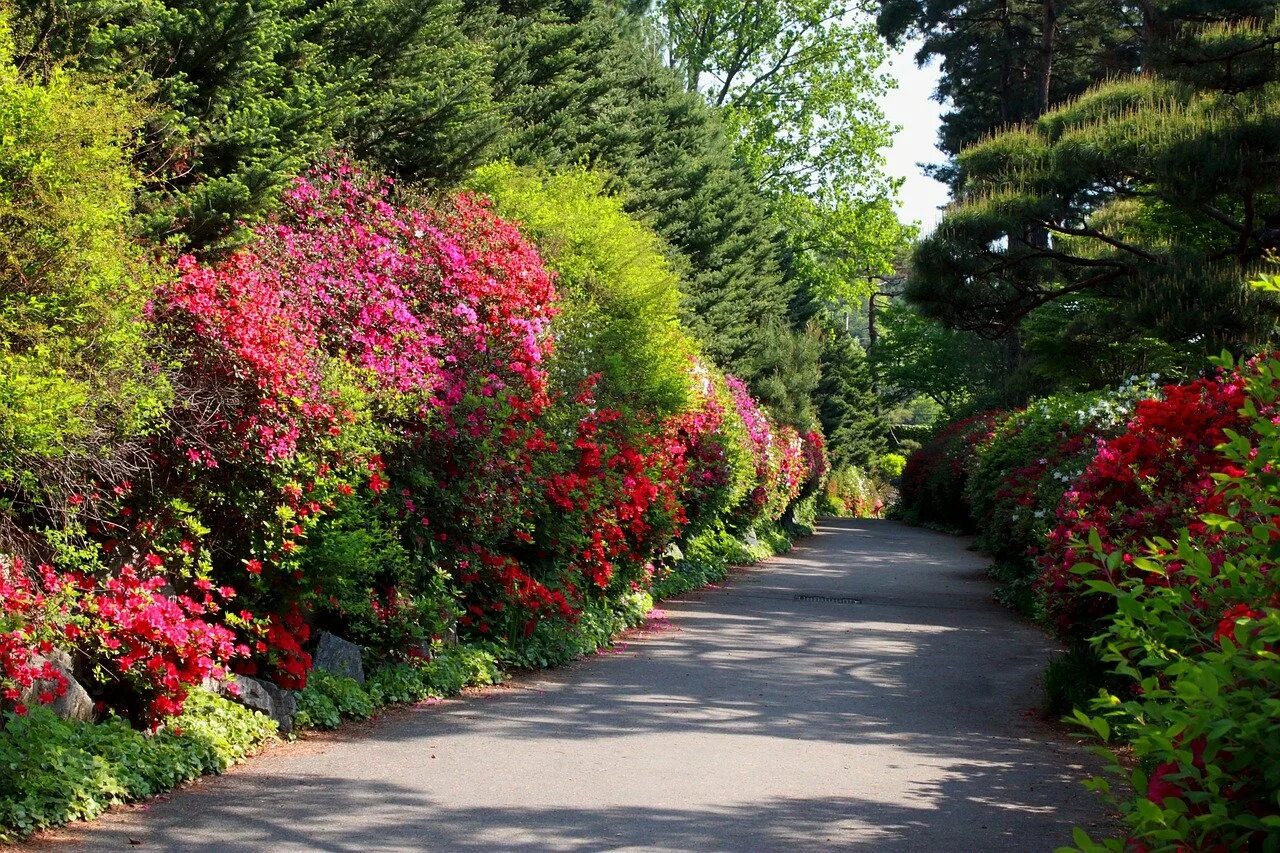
[0,158,825,842]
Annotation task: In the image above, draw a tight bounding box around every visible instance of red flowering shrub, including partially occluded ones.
[799,431,830,496]
[900,411,1003,531]
[1,553,244,727]
[1067,355,1280,853]
[1038,370,1254,638]
[666,366,753,534]
[149,163,560,681]
[2,159,823,727]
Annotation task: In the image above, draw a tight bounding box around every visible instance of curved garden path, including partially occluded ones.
[39,519,1111,851]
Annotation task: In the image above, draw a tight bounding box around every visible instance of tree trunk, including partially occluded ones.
[1038,0,1059,114]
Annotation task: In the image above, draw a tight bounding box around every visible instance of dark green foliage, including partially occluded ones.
[871,302,1009,418]
[817,331,885,470]
[303,493,458,655]
[904,4,1280,381]
[493,0,812,421]
[1042,641,1112,717]
[877,0,1141,178]
[0,691,275,842]
[12,0,501,247]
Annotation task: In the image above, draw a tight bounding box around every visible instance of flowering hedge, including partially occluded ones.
[1066,354,1280,853]
[902,348,1280,851]
[0,162,824,733]
[899,410,1003,530]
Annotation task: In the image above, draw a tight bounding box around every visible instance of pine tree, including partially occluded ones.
[817,331,886,470]
[11,0,501,247]
[907,4,1280,373]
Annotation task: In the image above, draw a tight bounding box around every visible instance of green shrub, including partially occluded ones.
[876,453,906,479]
[0,690,275,842]
[0,13,167,524]
[819,465,888,517]
[366,664,434,707]
[303,491,459,655]
[468,163,696,421]
[293,671,374,730]
[964,384,1150,562]
[422,645,504,696]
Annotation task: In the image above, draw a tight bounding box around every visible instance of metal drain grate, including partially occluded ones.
[794,593,861,604]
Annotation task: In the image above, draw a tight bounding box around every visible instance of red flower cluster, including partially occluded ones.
[1039,374,1250,636]
[900,411,1003,530]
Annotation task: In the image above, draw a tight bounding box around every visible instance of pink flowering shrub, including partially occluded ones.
[1,554,244,727]
[2,161,822,727]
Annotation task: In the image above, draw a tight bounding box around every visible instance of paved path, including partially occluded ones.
[43,519,1111,851]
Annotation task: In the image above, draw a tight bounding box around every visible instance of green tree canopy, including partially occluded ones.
[13,0,501,247]
[908,5,1280,368]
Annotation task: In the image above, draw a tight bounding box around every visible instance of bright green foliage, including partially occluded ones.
[303,492,458,656]
[468,163,696,419]
[289,645,506,733]
[12,0,501,247]
[0,16,167,546]
[788,194,915,307]
[0,691,275,842]
[293,671,373,730]
[871,303,1008,419]
[494,1,812,423]
[653,0,893,201]
[1067,358,1280,850]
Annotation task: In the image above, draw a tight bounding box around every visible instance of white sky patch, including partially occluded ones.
[878,39,951,234]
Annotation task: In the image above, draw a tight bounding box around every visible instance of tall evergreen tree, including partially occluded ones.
[877,0,1141,185]
[817,331,886,469]
[12,0,501,247]
[493,0,814,421]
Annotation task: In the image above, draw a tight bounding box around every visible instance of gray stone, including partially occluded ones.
[19,650,95,722]
[312,631,365,684]
[222,675,296,734]
[743,526,760,548]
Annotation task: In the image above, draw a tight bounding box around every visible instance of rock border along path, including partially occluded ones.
[36,519,1111,851]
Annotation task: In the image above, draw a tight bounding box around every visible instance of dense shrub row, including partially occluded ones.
[0,16,830,835]
[900,339,1280,851]
[1,155,826,723]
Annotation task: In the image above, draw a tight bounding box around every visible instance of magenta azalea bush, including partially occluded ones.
[0,164,823,728]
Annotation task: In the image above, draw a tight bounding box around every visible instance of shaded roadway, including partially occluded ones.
[41,519,1112,851]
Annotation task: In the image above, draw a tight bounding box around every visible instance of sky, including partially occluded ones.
[877,40,951,234]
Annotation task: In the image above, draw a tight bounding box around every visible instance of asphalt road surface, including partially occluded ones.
[38,519,1112,852]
